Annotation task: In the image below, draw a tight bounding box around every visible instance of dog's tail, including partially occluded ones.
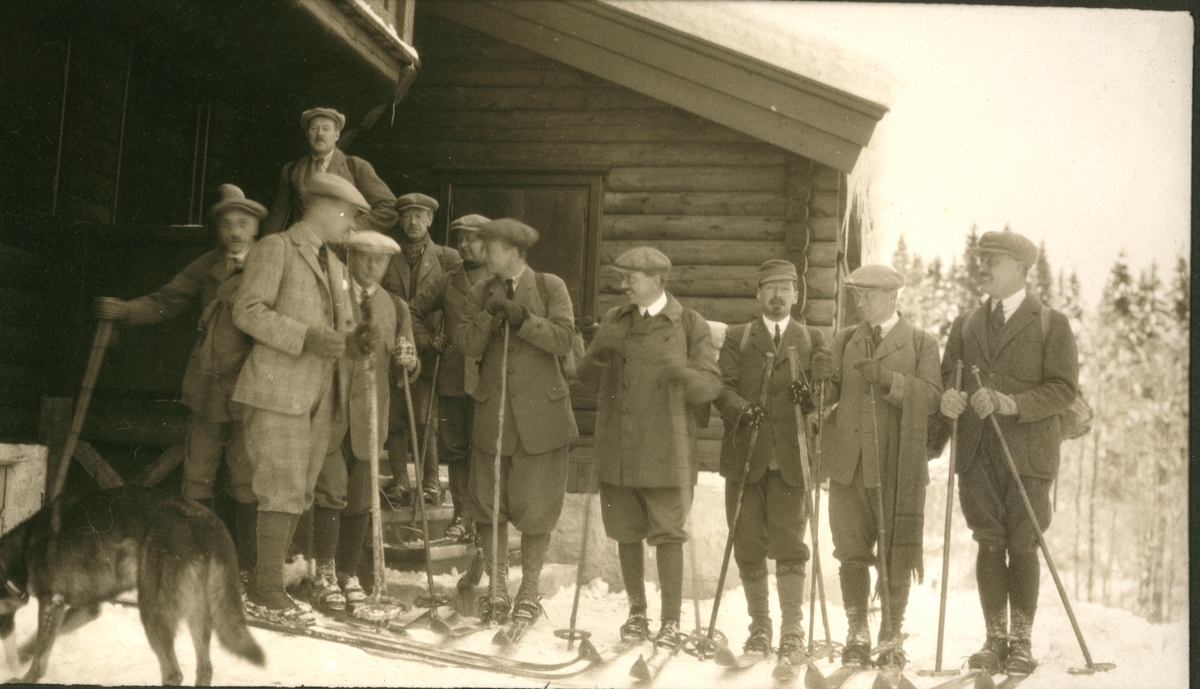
[208,559,265,666]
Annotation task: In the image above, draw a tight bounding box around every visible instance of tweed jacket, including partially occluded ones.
[122,249,252,420]
[578,295,721,488]
[231,223,355,415]
[455,268,578,456]
[714,318,827,489]
[381,236,463,379]
[821,316,942,488]
[332,285,415,461]
[409,262,486,398]
[262,148,398,236]
[942,297,1078,480]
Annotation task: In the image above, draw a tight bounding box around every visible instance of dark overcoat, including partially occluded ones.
[263,148,397,236]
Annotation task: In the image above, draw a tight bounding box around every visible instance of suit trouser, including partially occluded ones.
[828,463,881,569]
[725,469,809,573]
[315,431,375,516]
[438,395,474,517]
[600,483,692,546]
[244,387,333,515]
[468,443,568,536]
[386,375,440,491]
[958,431,1053,554]
[183,415,254,503]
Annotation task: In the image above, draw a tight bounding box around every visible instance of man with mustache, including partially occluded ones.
[263,107,398,236]
[938,230,1079,676]
[712,260,827,661]
[577,247,721,651]
[821,264,942,669]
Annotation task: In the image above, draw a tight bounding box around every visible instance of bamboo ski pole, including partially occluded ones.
[922,361,964,678]
[488,305,512,626]
[969,367,1114,675]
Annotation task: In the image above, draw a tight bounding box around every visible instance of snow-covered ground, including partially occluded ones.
[0,561,1185,687]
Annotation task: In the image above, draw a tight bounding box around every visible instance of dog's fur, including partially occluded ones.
[0,486,264,685]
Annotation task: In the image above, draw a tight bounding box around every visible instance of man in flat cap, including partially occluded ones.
[938,229,1078,676]
[408,214,491,548]
[308,230,420,611]
[232,173,378,626]
[712,259,826,661]
[577,246,721,651]
[821,263,942,668]
[263,107,398,236]
[455,218,578,634]
[380,192,463,507]
[94,183,265,585]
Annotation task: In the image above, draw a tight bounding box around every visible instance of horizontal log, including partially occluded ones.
[805,267,838,300]
[802,299,836,327]
[806,241,838,268]
[604,192,787,216]
[602,215,786,242]
[812,163,842,191]
[417,64,607,88]
[404,86,672,112]
[390,108,725,133]
[811,216,840,243]
[810,189,840,217]
[600,239,783,267]
[389,122,753,145]
[382,142,792,168]
[606,166,785,193]
[596,293,759,324]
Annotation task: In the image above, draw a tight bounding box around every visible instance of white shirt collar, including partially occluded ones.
[641,291,668,317]
[352,279,378,298]
[501,265,527,284]
[226,248,251,262]
[311,151,334,170]
[870,311,900,338]
[762,314,791,334]
[987,288,1027,321]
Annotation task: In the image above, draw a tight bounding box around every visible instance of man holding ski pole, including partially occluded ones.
[820,264,942,669]
[938,229,1079,676]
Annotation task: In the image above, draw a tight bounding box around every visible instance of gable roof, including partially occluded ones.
[424,0,900,173]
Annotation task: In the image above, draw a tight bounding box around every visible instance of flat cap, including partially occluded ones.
[613,246,672,275]
[449,214,490,234]
[210,184,267,220]
[300,107,346,132]
[344,230,401,255]
[757,259,798,285]
[395,193,439,213]
[969,229,1038,266]
[303,172,370,212]
[478,218,539,250]
[846,264,905,291]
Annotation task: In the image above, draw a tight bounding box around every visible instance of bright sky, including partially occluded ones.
[757,3,1192,305]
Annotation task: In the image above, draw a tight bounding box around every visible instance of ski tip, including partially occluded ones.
[872,669,899,689]
[714,646,739,668]
[974,673,999,689]
[897,675,919,689]
[630,655,651,681]
[802,666,828,689]
[429,619,455,637]
[491,628,516,648]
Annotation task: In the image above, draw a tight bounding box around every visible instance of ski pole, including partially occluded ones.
[706,355,774,644]
[922,361,963,678]
[807,378,836,659]
[969,367,1114,675]
[557,430,602,651]
[51,318,115,504]
[864,339,898,678]
[488,303,512,626]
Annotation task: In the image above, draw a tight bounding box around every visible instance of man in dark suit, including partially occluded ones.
[821,264,942,669]
[455,219,578,631]
[232,173,376,626]
[939,230,1078,676]
[262,107,397,236]
[713,260,826,660]
[380,193,464,507]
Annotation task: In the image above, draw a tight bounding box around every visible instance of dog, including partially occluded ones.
[0,486,265,685]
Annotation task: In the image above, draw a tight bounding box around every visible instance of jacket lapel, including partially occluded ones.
[514,268,538,314]
[291,227,329,292]
[327,149,350,181]
[992,298,1038,356]
[415,240,437,288]
[750,319,775,358]
[964,304,990,359]
[394,252,413,298]
[849,321,872,358]
[874,319,907,360]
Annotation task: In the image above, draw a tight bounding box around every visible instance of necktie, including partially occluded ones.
[773,324,782,348]
[872,324,883,348]
[505,278,515,299]
[317,244,330,277]
[991,300,1006,331]
[226,256,244,273]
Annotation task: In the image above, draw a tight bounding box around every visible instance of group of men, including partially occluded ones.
[96,105,1078,675]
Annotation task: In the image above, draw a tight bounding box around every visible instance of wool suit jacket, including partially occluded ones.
[262,148,398,236]
[121,249,247,418]
[231,223,354,415]
[714,318,827,489]
[381,236,463,379]
[409,263,486,398]
[821,316,942,488]
[455,268,579,456]
[942,297,1078,480]
[577,295,721,489]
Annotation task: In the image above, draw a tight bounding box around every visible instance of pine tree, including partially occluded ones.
[1030,241,1055,307]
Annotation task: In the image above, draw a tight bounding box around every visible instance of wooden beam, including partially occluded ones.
[132,445,185,488]
[74,441,124,490]
[396,0,416,43]
[296,0,403,82]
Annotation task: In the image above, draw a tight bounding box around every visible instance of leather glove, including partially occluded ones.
[788,379,816,415]
[430,332,448,354]
[811,351,834,381]
[93,297,129,322]
[303,326,346,358]
[853,358,892,391]
[588,323,624,361]
[349,323,382,358]
[940,389,968,419]
[484,293,507,315]
[501,300,526,328]
[971,387,1018,418]
[740,402,767,430]
[393,336,418,372]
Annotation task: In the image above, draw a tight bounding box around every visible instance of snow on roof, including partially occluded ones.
[599,0,903,109]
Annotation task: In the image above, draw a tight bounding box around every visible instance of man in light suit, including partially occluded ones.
[262,107,397,236]
[232,173,377,626]
[380,193,463,507]
[456,218,578,630]
[939,230,1078,676]
[821,264,942,668]
[310,231,419,612]
[713,259,826,660]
